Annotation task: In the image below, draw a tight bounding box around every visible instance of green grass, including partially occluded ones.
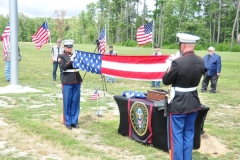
[0,42,240,159]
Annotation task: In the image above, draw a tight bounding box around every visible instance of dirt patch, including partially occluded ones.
[0,116,90,160]
[197,133,230,157]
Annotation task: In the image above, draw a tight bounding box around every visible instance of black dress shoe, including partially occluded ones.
[72,124,79,128]
[66,125,72,130]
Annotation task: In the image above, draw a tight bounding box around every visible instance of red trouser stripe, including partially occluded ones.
[169,113,173,160]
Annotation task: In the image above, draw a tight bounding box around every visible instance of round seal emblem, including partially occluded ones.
[130,102,148,136]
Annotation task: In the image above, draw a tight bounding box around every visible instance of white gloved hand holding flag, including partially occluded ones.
[166,54,177,68]
[70,53,76,61]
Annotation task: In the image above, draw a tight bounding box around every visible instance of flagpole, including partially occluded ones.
[97,94,99,115]
[46,19,52,48]
[152,20,154,50]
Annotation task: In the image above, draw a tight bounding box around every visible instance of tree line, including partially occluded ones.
[1,0,240,51]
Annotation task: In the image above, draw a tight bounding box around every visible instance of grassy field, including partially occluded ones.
[0,42,240,160]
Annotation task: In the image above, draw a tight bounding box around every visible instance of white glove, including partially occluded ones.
[166,59,172,68]
[70,54,76,61]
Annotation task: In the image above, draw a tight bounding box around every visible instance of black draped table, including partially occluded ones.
[114,95,209,152]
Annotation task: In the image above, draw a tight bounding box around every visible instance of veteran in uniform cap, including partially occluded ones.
[58,39,83,130]
[162,33,204,160]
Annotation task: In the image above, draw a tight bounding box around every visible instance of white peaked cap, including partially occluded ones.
[63,39,74,48]
[176,33,200,43]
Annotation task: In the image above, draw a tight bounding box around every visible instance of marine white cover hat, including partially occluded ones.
[176,33,200,43]
[63,39,74,48]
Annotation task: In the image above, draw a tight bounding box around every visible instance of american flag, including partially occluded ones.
[136,21,153,46]
[1,23,10,56]
[73,50,170,81]
[98,28,106,54]
[90,90,99,100]
[31,21,49,50]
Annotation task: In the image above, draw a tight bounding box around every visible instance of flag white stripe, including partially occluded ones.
[102,61,168,72]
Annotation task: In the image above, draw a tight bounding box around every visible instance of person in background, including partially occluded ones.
[162,33,204,160]
[105,45,117,83]
[51,39,64,81]
[151,45,162,88]
[200,46,221,93]
[3,43,21,82]
[58,39,83,130]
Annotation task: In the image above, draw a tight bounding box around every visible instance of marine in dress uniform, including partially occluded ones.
[162,33,204,160]
[58,39,83,130]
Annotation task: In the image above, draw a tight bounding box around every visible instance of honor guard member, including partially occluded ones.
[51,39,64,81]
[162,33,204,160]
[58,39,83,130]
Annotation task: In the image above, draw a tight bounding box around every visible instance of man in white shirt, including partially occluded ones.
[105,45,117,83]
[51,39,64,81]
[151,45,162,88]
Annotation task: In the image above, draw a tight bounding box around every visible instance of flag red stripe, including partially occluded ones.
[102,55,169,64]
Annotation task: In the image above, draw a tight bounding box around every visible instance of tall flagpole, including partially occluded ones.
[152,20,155,50]
[46,20,52,48]
[8,0,22,89]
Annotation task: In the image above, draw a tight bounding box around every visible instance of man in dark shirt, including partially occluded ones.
[162,33,204,160]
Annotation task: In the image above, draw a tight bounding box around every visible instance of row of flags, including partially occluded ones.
[1,21,166,81]
[1,21,154,55]
[1,21,50,55]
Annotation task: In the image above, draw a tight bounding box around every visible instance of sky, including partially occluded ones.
[0,0,155,18]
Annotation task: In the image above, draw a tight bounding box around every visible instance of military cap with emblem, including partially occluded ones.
[63,39,74,48]
[176,33,200,44]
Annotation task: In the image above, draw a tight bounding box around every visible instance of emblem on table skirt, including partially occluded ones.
[130,102,148,136]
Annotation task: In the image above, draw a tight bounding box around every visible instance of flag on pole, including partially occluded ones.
[98,28,106,54]
[136,21,153,46]
[1,23,10,56]
[90,90,99,100]
[31,21,50,50]
[73,50,170,81]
